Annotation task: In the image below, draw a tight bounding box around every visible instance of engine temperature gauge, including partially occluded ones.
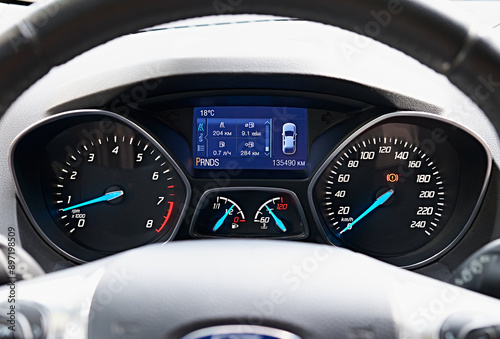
[254,197,290,233]
[190,188,308,239]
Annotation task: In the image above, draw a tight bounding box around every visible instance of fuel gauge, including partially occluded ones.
[211,197,245,232]
[191,188,308,239]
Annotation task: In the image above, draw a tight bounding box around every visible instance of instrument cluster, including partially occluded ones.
[10,106,491,268]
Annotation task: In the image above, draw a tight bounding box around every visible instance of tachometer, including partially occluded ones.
[46,129,181,254]
[11,110,190,262]
[309,113,491,267]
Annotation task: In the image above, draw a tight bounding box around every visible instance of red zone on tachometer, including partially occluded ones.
[156,201,174,233]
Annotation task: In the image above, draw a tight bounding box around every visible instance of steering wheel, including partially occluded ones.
[1,0,500,338]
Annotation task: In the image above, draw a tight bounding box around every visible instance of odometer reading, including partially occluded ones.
[272,159,298,167]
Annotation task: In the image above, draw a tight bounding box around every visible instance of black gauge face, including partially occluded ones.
[37,113,189,259]
[191,188,308,239]
[318,134,451,257]
[206,196,246,232]
[254,197,294,232]
[310,115,487,267]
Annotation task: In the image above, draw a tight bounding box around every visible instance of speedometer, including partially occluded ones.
[309,113,491,267]
[321,134,449,257]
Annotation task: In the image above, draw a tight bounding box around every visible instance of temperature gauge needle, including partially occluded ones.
[266,205,287,232]
[213,205,234,231]
[61,190,124,212]
[340,189,394,235]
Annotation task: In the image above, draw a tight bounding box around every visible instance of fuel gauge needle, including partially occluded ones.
[340,189,394,235]
[61,190,123,212]
[266,205,287,232]
[213,205,234,231]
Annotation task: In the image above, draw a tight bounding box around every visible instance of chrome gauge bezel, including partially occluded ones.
[307,112,492,269]
[10,110,191,263]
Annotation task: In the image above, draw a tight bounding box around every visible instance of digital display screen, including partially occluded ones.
[193,106,308,170]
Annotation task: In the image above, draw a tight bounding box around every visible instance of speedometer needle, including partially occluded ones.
[266,206,287,232]
[213,205,234,231]
[61,190,124,212]
[340,189,394,235]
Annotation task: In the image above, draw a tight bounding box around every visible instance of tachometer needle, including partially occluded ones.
[213,205,234,231]
[266,205,287,232]
[61,190,124,212]
[340,189,394,235]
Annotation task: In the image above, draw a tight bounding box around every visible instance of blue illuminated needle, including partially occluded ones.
[213,205,234,231]
[266,205,287,232]
[61,190,124,212]
[340,189,394,235]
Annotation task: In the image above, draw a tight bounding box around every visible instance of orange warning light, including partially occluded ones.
[386,173,399,183]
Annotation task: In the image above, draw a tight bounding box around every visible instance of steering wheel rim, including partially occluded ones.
[0,0,499,123]
[1,0,500,338]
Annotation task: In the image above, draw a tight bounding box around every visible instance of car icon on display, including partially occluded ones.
[282,123,297,155]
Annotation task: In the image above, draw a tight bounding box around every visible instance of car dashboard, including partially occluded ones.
[1,3,500,281]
